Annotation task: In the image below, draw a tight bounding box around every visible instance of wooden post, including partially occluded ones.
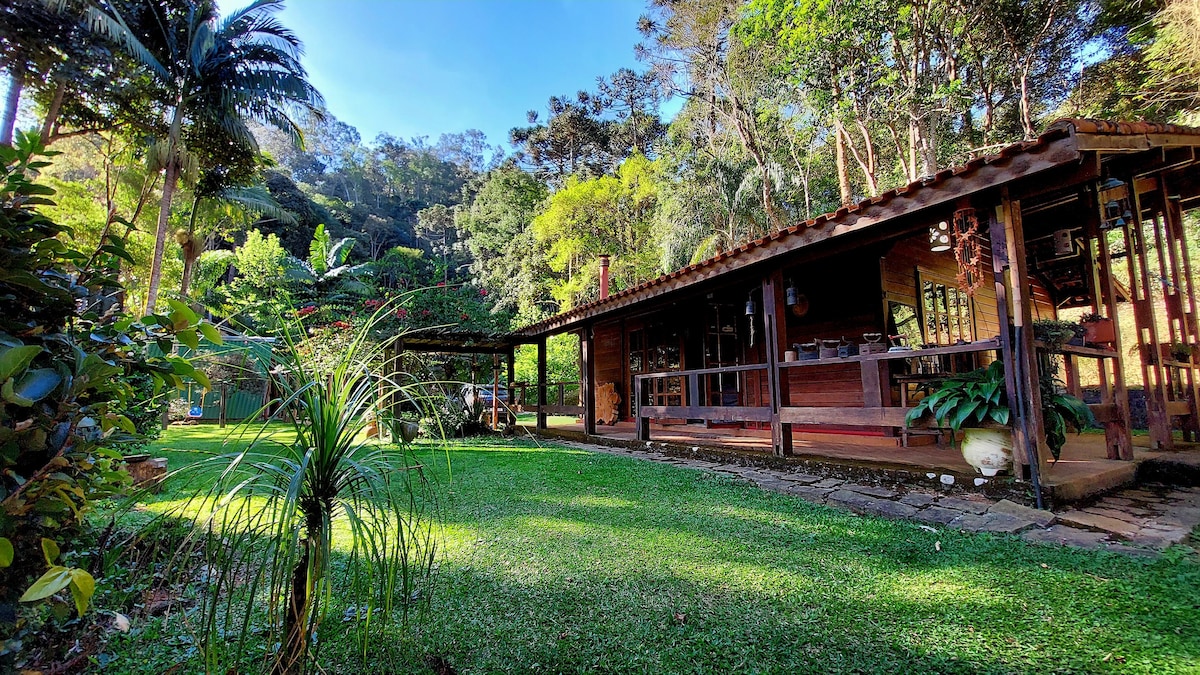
[491,354,500,430]
[537,337,548,430]
[1126,178,1172,449]
[762,271,792,456]
[1089,185,1133,459]
[989,203,1030,478]
[634,376,649,441]
[506,347,516,413]
[581,327,596,435]
[1005,194,1049,477]
[1162,178,1200,439]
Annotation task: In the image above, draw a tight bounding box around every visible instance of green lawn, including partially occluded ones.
[104,424,1200,674]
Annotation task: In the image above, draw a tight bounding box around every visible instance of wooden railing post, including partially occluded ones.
[634,376,649,441]
[537,338,548,429]
[582,327,596,435]
[763,271,792,456]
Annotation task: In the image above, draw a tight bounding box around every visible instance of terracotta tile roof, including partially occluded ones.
[516,118,1200,336]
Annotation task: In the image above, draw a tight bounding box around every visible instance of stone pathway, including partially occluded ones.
[557,440,1200,555]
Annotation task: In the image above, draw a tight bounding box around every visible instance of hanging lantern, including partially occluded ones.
[785,279,799,306]
[745,292,756,317]
[1099,178,1132,230]
[1053,228,1075,256]
[929,221,952,252]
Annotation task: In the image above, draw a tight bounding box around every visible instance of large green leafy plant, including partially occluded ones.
[905,360,1011,438]
[905,359,1093,460]
[170,306,437,673]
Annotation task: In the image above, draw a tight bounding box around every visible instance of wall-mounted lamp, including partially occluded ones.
[929,220,952,252]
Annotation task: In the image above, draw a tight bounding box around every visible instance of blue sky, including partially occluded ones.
[273,0,673,151]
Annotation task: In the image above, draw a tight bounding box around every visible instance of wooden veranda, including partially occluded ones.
[509,119,1200,499]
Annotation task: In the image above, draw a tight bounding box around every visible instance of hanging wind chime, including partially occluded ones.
[952,206,985,296]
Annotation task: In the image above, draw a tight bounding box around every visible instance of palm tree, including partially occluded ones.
[86,0,322,314]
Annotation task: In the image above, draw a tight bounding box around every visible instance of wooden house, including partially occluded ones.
[496,119,1200,496]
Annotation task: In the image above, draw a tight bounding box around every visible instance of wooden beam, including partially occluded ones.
[989,203,1028,476]
[1087,184,1134,459]
[1126,181,1173,449]
[640,405,773,423]
[780,406,910,427]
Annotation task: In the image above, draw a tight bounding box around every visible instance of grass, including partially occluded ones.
[100,424,1200,674]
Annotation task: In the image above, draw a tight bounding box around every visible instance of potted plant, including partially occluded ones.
[1033,319,1084,350]
[1080,312,1116,346]
[905,360,1093,475]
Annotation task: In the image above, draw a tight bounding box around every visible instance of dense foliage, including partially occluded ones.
[0,132,213,667]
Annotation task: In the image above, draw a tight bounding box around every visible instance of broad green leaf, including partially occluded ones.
[41,537,59,565]
[177,328,200,350]
[166,299,198,324]
[19,566,71,602]
[191,368,212,391]
[68,569,95,617]
[111,414,137,435]
[198,322,223,345]
[0,537,12,567]
[2,369,62,406]
[0,345,41,381]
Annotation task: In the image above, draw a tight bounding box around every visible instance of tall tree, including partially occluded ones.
[87,0,322,313]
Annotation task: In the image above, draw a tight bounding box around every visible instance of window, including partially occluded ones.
[919,272,974,345]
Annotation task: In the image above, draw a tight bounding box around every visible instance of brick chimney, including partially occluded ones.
[598,254,610,300]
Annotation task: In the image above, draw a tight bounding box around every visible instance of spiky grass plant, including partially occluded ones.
[166,308,438,673]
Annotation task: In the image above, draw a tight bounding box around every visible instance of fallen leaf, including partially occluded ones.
[674,612,687,624]
[934,541,942,552]
[113,612,130,632]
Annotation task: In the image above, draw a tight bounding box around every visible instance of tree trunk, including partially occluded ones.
[179,194,202,297]
[1018,70,1034,140]
[145,105,184,315]
[276,540,311,675]
[834,126,852,206]
[39,80,66,145]
[2,70,25,146]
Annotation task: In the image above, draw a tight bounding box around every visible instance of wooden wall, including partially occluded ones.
[779,253,882,413]
[594,320,624,413]
[882,231,1055,341]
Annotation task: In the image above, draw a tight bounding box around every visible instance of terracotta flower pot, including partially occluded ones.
[1082,318,1115,346]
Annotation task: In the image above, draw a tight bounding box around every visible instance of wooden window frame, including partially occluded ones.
[916,267,976,346]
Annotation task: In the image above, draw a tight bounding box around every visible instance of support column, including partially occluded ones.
[1127,178,1172,448]
[1088,186,1133,459]
[762,271,792,456]
[581,326,596,435]
[993,193,1049,479]
[506,347,516,406]
[491,354,501,430]
[537,337,548,430]
[1163,177,1200,439]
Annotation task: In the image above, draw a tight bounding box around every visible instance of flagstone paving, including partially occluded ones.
[557,439,1200,554]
